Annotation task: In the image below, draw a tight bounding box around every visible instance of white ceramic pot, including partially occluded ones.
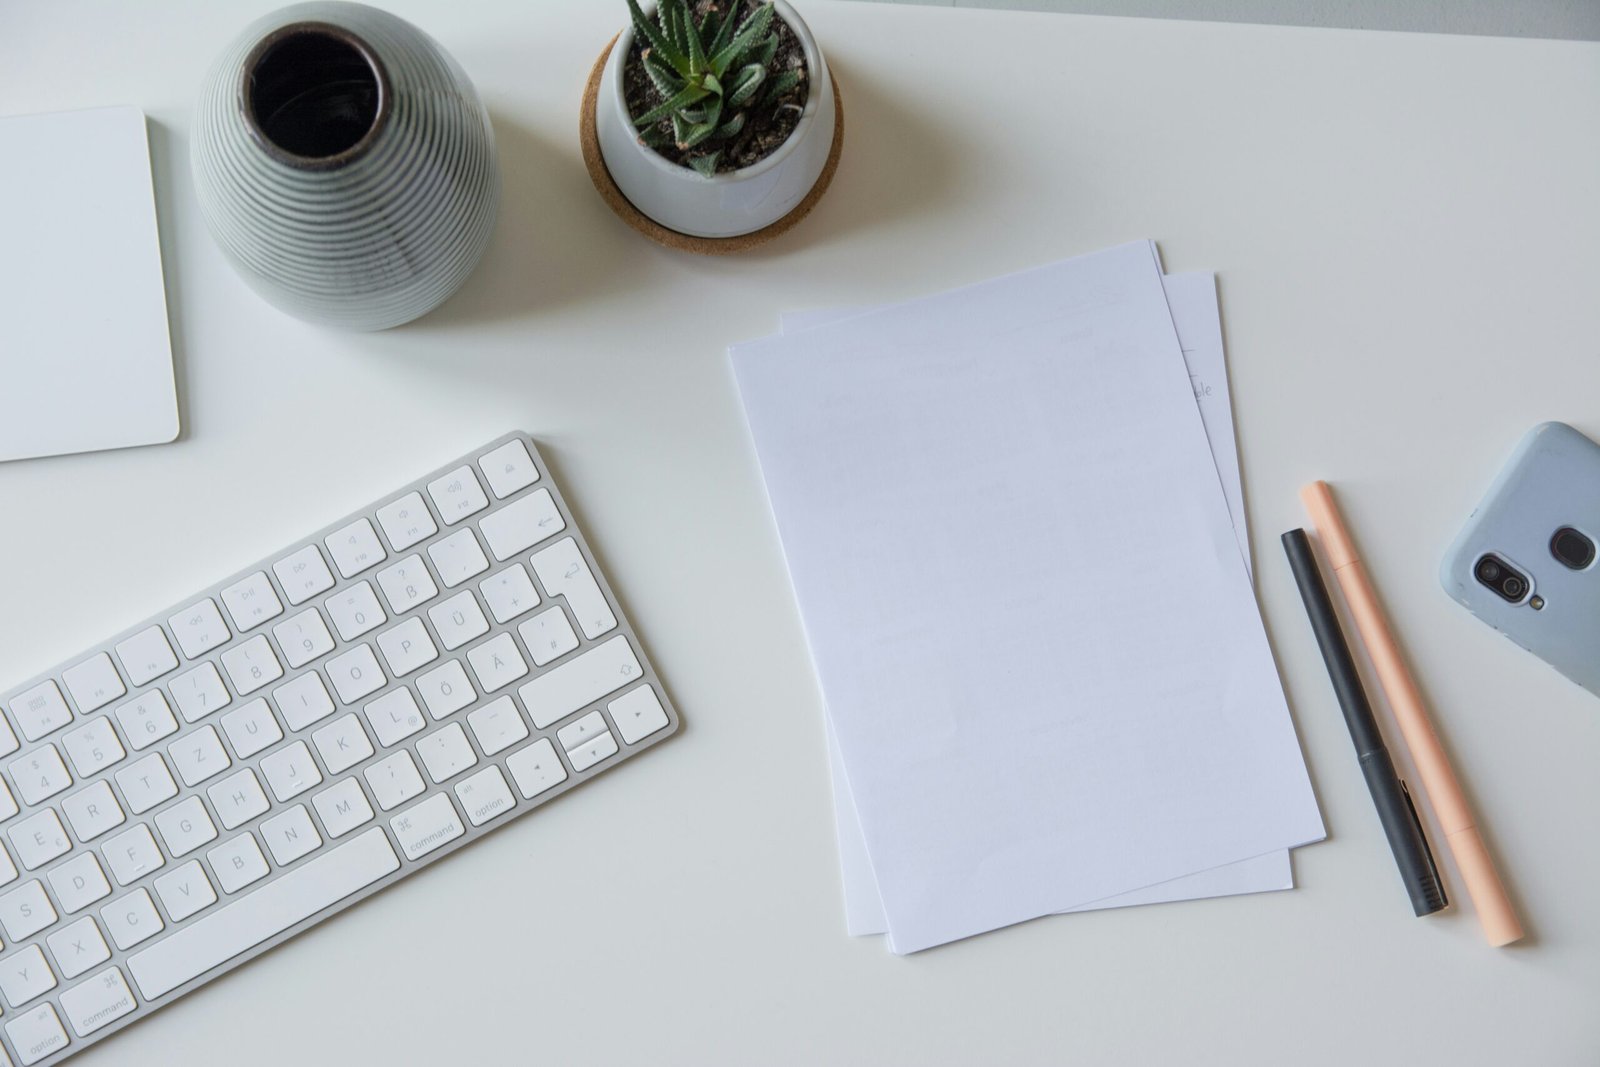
[595,0,835,239]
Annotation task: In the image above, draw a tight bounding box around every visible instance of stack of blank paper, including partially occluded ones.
[730,241,1325,954]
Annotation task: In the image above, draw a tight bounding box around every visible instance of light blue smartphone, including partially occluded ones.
[1441,421,1600,698]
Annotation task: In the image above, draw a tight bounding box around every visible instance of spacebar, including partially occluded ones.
[128,828,400,999]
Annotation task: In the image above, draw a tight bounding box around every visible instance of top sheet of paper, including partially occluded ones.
[731,242,1323,953]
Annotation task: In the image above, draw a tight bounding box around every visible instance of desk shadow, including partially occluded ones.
[145,119,194,442]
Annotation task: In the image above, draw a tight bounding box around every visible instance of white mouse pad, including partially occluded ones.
[0,105,179,463]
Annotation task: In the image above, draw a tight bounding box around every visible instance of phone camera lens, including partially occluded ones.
[1475,554,1531,603]
[1479,560,1501,582]
[1502,576,1525,599]
[1550,526,1595,570]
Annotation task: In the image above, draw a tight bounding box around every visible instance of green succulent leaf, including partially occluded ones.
[746,33,778,72]
[689,151,722,177]
[685,3,708,71]
[708,0,742,56]
[643,51,686,97]
[638,124,671,149]
[710,1,773,77]
[628,0,689,76]
[661,0,690,56]
[716,111,746,140]
[634,81,711,127]
[761,67,802,107]
[727,63,765,107]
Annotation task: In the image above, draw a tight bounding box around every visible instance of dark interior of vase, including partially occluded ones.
[246,28,381,161]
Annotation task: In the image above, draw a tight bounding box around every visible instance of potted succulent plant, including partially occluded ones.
[588,0,840,243]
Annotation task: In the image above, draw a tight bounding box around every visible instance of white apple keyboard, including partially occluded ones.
[0,432,679,1065]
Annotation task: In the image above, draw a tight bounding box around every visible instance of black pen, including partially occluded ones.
[1282,528,1447,917]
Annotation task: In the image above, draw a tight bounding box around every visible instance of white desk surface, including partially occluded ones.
[1,2,1597,1063]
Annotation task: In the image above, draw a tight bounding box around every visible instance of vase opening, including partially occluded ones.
[243,22,389,169]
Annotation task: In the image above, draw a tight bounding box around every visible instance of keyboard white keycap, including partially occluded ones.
[428,528,490,588]
[219,572,283,633]
[62,653,126,715]
[206,769,269,831]
[114,755,177,816]
[101,889,163,951]
[61,716,125,778]
[207,834,269,894]
[312,779,373,839]
[364,751,425,812]
[272,545,335,606]
[169,662,230,723]
[478,438,540,499]
[272,672,335,731]
[126,828,398,1000]
[376,617,438,678]
[416,660,475,720]
[416,723,478,783]
[326,644,385,704]
[47,917,110,981]
[102,825,164,886]
[517,606,579,668]
[505,738,568,799]
[11,744,72,806]
[376,554,439,614]
[220,635,283,697]
[466,632,528,693]
[58,965,137,1038]
[260,805,321,866]
[260,741,322,802]
[312,714,373,774]
[609,685,671,745]
[517,635,642,729]
[567,730,619,773]
[556,710,609,753]
[154,796,217,858]
[427,466,489,525]
[389,794,464,860]
[61,781,126,843]
[47,853,110,914]
[428,591,489,651]
[0,944,56,1011]
[272,608,336,670]
[375,491,438,552]
[154,861,216,922]
[455,765,515,826]
[6,1001,69,1064]
[168,725,231,788]
[168,599,230,660]
[325,518,387,579]
[114,690,178,750]
[114,626,179,687]
[362,688,425,747]
[0,779,16,824]
[220,698,282,759]
[479,564,540,624]
[325,581,386,642]
[9,682,73,743]
[9,810,71,870]
[0,880,57,941]
[0,715,16,760]
[531,536,618,640]
[479,488,565,561]
[466,696,528,756]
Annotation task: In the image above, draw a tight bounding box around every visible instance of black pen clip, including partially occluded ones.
[1400,779,1448,911]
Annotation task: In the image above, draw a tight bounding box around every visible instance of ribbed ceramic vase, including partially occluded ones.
[192,2,498,331]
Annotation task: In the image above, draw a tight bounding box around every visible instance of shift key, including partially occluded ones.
[517,636,641,728]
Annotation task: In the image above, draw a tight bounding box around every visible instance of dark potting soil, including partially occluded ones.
[623,2,810,175]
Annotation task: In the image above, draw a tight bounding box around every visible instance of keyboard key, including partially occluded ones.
[273,608,336,670]
[6,1001,69,1064]
[325,581,386,641]
[557,710,609,753]
[207,769,269,831]
[416,723,478,783]
[101,889,163,951]
[154,796,217,858]
[47,917,110,981]
[376,554,439,614]
[114,626,178,687]
[102,825,164,886]
[517,636,641,729]
[416,660,475,720]
[0,881,57,941]
[272,545,335,606]
[0,778,16,824]
[364,751,425,812]
[567,729,619,773]
[455,765,515,826]
[312,714,373,775]
[466,632,527,693]
[260,741,322,802]
[168,725,231,788]
[11,744,72,806]
[390,793,464,860]
[312,779,373,839]
[168,599,230,660]
[59,965,136,1037]
[428,591,489,650]
[517,605,579,668]
[220,698,282,759]
[62,653,126,714]
[62,716,125,778]
[429,528,490,588]
[376,617,438,677]
[9,810,71,870]
[376,491,438,552]
[272,672,335,731]
[61,780,126,843]
[169,662,230,723]
[154,861,216,922]
[427,466,489,525]
[47,853,110,914]
[466,696,528,756]
[363,688,425,747]
[219,572,283,633]
[531,536,617,639]
[208,834,269,894]
[478,438,539,498]
[609,685,671,745]
[480,564,540,624]
[9,681,73,743]
[0,715,16,760]
[0,944,56,1010]
[505,738,567,800]
[115,755,177,815]
[115,690,178,751]
[325,518,387,579]
[127,828,398,1000]
[220,634,283,697]
[261,805,321,865]
[479,488,565,561]
[326,644,385,704]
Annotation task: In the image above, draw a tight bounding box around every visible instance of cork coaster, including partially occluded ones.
[579,35,844,255]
